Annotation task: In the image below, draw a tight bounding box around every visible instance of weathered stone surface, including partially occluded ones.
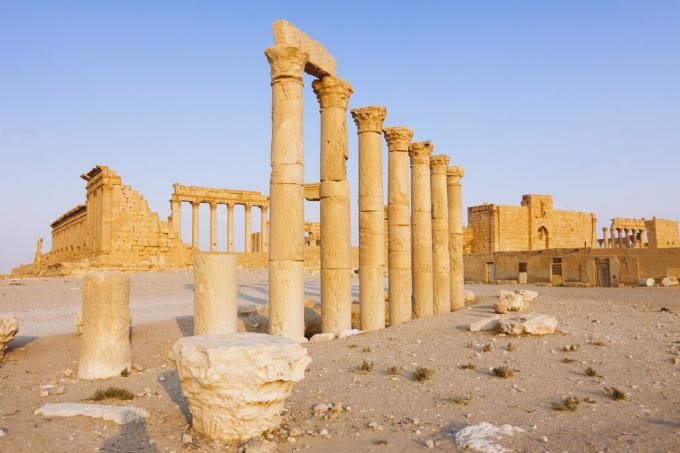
[0,316,18,359]
[494,290,530,314]
[469,315,500,332]
[273,20,336,78]
[661,276,679,287]
[454,421,524,453]
[310,332,335,342]
[78,273,132,380]
[172,333,311,443]
[499,313,557,335]
[193,253,238,335]
[35,403,148,425]
[430,155,450,314]
[514,289,539,302]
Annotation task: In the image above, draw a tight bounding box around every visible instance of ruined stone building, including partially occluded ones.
[465,194,597,253]
[599,217,679,249]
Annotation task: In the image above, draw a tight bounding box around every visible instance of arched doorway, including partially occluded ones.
[537,226,549,250]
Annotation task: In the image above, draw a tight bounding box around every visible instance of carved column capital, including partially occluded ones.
[351,106,387,134]
[312,75,353,109]
[447,166,464,185]
[408,141,433,165]
[430,155,449,173]
[383,127,413,151]
[265,46,309,83]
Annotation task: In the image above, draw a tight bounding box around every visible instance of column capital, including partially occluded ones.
[446,166,464,180]
[264,46,309,83]
[383,127,414,151]
[312,75,353,109]
[409,141,433,165]
[191,201,200,208]
[351,105,387,134]
[430,155,449,173]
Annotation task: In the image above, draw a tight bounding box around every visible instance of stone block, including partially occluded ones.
[35,403,148,425]
[172,333,311,443]
[273,20,336,78]
[499,313,557,336]
[0,316,18,359]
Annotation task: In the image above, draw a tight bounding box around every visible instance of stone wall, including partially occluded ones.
[466,194,596,253]
[464,247,680,286]
[645,218,679,248]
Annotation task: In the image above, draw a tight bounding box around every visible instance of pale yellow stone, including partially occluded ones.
[193,254,239,335]
[0,316,18,359]
[78,273,132,379]
[430,155,450,314]
[172,333,311,442]
[447,166,465,310]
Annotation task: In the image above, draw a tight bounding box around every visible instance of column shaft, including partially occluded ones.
[260,206,268,252]
[352,106,387,331]
[384,127,414,326]
[265,46,308,340]
[210,202,217,252]
[227,204,234,252]
[430,155,450,314]
[409,141,434,318]
[447,166,465,310]
[602,227,609,248]
[171,199,181,237]
[193,254,238,335]
[313,76,354,335]
[192,202,200,249]
[245,205,252,252]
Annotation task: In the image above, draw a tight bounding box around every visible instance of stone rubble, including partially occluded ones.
[35,403,149,425]
[494,290,530,314]
[499,313,558,336]
[0,316,18,359]
[454,421,524,453]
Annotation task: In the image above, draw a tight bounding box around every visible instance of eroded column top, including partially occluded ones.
[264,46,309,82]
[383,127,414,151]
[430,155,450,174]
[447,166,465,182]
[312,76,353,109]
[409,141,433,164]
[351,106,387,134]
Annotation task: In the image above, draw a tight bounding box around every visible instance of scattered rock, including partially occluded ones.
[0,428,7,437]
[181,433,193,445]
[310,333,335,342]
[132,363,144,372]
[661,277,679,287]
[54,386,66,395]
[242,439,278,453]
[499,313,557,336]
[0,317,19,359]
[339,329,363,338]
[495,291,530,314]
[514,289,539,302]
[454,421,524,453]
[639,278,655,287]
[40,390,49,398]
[35,403,149,425]
[470,315,501,332]
[62,369,74,377]
[464,290,478,305]
[425,439,435,449]
[319,429,329,437]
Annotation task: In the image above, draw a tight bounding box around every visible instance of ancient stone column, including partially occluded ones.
[430,155,450,314]
[171,199,181,236]
[610,227,616,248]
[227,204,234,252]
[265,46,308,340]
[260,206,268,252]
[383,127,414,326]
[352,106,387,331]
[409,141,434,318]
[210,202,217,252]
[193,254,238,335]
[602,227,609,248]
[192,202,200,249]
[78,273,132,379]
[172,333,311,443]
[245,205,252,253]
[312,76,353,335]
[447,166,465,310]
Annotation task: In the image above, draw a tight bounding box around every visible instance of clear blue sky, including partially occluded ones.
[1,1,679,273]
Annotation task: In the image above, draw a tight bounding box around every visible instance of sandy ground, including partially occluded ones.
[1,272,679,452]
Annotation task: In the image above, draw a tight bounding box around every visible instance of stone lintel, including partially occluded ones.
[273,20,336,78]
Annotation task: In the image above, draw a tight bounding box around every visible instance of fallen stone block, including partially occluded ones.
[35,403,148,425]
[339,329,363,338]
[661,277,679,287]
[310,333,335,342]
[172,333,311,443]
[464,290,477,305]
[494,291,530,314]
[639,278,656,287]
[455,421,524,452]
[0,316,18,359]
[469,315,501,332]
[499,313,557,336]
[514,289,538,302]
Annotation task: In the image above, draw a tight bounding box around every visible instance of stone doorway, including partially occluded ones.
[537,226,549,250]
[596,259,611,287]
[485,262,495,284]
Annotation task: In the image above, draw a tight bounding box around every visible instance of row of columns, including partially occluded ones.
[265,45,465,340]
[170,200,268,253]
[601,227,646,248]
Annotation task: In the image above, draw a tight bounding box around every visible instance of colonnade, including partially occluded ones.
[602,226,646,248]
[170,199,268,253]
[265,22,466,340]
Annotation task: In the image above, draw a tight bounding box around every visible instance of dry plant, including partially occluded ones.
[92,386,134,401]
[505,342,516,352]
[411,367,434,382]
[584,367,600,377]
[604,387,626,400]
[356,359,374,373]
[460,363,476,370]
[448,394,474,406]
[551,396,579,412]
[491,366,514,378]
[362,347,372,353]
[386,366,400,375]
[562,344,580,352]
[561,358,576,364]
[482,344,492,352]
